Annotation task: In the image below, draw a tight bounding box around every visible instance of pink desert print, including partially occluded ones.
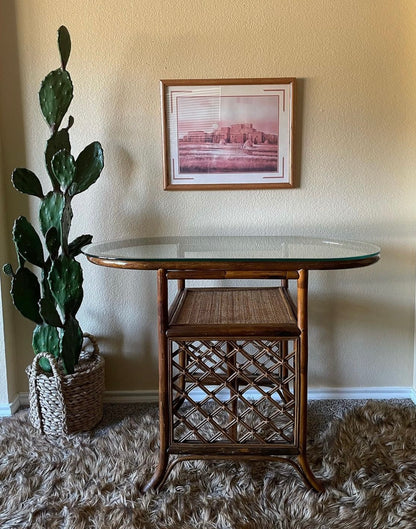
[177,95,279,173]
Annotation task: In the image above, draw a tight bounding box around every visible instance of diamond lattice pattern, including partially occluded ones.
[170,339,299,446]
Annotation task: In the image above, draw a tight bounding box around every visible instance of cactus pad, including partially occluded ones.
[12,168,44,198]
[58,26,71,70]
[51,149,76,191]
[39,68,73,132]
[71,142,104,195]
[32,323,60,372]
[39,191,65,238]
[3,264,14,277]
[45,129,71,189]
[11,267,42,324]
[60,316,83,374]
[48,255,83,317]
[39,289,63,327]
[13,216,44,268]
[68,234,93,257]
[45,227,60,260]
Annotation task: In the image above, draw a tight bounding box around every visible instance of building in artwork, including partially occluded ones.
[181,123,277,145]
[183,131,206,143]
[230,124,263,144]
[213,126,231,143]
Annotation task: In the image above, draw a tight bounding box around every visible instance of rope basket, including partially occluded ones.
[26,333,105,436]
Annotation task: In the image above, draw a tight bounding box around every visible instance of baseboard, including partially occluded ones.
[103,390,159,404]
[0,395,21,417]
[103,386,416,403]
[3,386,415,417]
[308,386,414,401]
[187,386,415,402]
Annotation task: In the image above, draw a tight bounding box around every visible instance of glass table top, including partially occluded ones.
[83,236,380,268]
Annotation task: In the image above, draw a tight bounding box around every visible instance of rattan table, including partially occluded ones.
[84,236,380,493]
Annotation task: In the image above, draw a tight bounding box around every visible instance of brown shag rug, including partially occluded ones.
[1,400,416,528]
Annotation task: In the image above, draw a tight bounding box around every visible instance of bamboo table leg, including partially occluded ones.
[295,269,324,492]
[142,269,170,492]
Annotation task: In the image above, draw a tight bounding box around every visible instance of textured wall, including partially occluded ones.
[0,1,21,403]
[1,0,416,395]
[0,145,11,403]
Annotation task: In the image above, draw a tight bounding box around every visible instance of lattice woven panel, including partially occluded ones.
[169,339,299,446]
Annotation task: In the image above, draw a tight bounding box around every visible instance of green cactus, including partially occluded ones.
[32,323,60,372]
[3,264,14,277]
[45,126,72,189]
[68,234,93,257]
[13,216,44,268]
[39,280,63,328]
[11,268,42,324]
[48,255,83,317]
[60,316,83,374]
[60,197,73,254]
[12,168,44,198]
[3,26,104,374]
[51,149,76,191]
[39,68,73,133]
[71,141,104,195]
[39,191,65,238]
[57,25,71,70]
[45,227,60,261]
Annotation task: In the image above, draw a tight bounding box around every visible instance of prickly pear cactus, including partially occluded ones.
[3,26,104,374]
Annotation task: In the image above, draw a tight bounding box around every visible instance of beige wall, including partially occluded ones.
[0,0,22,403]
[0,144,14,405]
[1,0,416,398]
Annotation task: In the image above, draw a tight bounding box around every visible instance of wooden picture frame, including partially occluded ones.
[161,78,296,190]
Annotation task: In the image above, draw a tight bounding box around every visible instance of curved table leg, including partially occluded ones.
[143,453,324,493]
[296,453,324,492]
[142,451,169,493]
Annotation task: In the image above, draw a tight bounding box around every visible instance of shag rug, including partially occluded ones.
[1,400,416,528]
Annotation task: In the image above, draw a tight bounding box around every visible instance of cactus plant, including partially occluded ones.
[3,26,104,375]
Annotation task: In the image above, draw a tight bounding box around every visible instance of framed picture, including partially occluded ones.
[161,78,296,190]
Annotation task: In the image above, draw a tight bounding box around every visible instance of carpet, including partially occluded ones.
[1,400,416,528]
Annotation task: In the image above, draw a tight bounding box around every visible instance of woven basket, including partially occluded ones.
[26,333,105,436]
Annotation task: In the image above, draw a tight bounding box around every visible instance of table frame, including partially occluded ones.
[86,252,379,493]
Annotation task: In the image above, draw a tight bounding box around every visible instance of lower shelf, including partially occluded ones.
[169,338,300,448]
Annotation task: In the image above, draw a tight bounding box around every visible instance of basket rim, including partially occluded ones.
[26,353,104,381]
[25,353,105,378]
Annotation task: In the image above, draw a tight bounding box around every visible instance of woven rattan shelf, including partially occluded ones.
[168,287,300,338]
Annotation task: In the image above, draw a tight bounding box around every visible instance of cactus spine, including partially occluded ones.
[3,26,104,374]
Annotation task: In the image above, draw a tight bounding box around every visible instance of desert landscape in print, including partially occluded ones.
[177,95,279,174]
